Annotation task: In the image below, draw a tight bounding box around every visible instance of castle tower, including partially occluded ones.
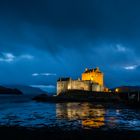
[81,67,104,86]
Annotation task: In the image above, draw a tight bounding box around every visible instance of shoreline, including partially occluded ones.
[33,96,121,103]
[33,90,121,103]
[32,90,140,108]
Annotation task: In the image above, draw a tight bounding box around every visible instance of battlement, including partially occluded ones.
[84,67,101,73]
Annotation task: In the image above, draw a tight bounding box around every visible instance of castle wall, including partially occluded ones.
[68,80,91,91]
[57,81,69,95]
[92,84,104,92]
[57,79,104,95]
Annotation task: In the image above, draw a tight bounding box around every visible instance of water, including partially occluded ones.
[0,95,140,130]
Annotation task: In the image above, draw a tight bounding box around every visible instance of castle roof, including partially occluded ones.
[57,77,71,81]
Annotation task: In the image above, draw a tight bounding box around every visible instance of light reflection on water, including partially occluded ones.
[56,103,105,129]
[56,103,140,130]
[0,95,140,130]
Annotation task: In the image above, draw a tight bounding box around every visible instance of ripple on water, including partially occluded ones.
[0,100,140,130]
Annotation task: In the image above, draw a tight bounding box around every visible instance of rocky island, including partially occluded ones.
[33,68,120,102]
[33,68,140,108]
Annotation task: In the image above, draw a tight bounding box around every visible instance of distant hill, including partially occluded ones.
[0,86,22,95]
[4,85,46,95]
[112,86,140,92]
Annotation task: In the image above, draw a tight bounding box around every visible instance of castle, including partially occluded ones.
[57,67,107,95]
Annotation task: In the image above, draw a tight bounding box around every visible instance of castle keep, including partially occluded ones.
[82,67,103,86]
[57,67,105,95]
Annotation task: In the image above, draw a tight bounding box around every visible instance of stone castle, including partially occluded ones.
[57,67,107,95]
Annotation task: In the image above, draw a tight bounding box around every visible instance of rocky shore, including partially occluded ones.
[32,90,140,109]
[33,90,121,103]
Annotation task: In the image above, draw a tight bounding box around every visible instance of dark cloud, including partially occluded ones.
[1,0,140,51]
[0,0,140,87]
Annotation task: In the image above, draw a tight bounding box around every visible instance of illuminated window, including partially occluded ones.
[115,88,119,93]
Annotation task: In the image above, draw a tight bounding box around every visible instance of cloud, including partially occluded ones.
[116,44,126,52]
[32,73,57,77]
[1,0,140,55]
[32,73,39,76]
[20,54,34,60]
[0,53,15,62]
[0,52,34,63]
[1,0,140,87]
[123,65,139,70]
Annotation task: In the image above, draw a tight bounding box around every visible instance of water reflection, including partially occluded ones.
[56,103,105,129]
[0,95,140,130]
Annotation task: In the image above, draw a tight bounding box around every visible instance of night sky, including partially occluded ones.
[0,0,140,89]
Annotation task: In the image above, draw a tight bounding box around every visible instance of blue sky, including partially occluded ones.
[0,0,140,89]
